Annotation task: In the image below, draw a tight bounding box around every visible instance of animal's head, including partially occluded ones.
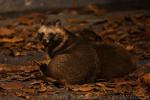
[37,20,69,55]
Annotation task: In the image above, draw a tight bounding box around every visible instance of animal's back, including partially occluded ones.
[96,43,136,79]
[46,41,101,84]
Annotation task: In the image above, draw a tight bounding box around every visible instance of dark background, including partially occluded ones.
[0,0,150,13]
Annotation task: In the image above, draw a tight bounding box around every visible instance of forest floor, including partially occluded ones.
[0,7,150,100]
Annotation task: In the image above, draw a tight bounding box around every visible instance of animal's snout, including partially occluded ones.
[42,39,49,43]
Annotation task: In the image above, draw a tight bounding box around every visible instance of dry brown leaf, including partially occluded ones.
[38,83,47,93]
[99,28,115,36]
[113,78,135,86]
[0,82,24,90]
[0,64,39,73]
[0,27,16,36]
[126,45,135,51]
[17,16,34,25]
[134,84,148,99]
[141,73,150,87]
[31,80,43,85]
[46,86,54,92]
[23,88,35,94]
[95,83,112,93]
[15,91,27,98]
[130,66,147,78]
[69,84,95,92]
[0,37,24,43]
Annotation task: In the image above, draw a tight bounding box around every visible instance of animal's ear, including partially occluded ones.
[55,19,62,27]
[39,19,46,25]
[40,19,52,26]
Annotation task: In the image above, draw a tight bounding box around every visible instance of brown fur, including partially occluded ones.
[38,21,136,84]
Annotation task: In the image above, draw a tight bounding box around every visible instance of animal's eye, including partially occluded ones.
[53,33,60,40]
[37,32,44,40]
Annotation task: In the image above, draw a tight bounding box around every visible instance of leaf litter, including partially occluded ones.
[0,9,150,99]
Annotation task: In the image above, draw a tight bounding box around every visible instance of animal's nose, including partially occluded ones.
[42,39,49,44]
[41,39,50,47]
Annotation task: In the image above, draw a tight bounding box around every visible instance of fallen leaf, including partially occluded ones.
[15,91,27,99]
[99,28,115,35]
[126,45,135,51]
[31,80,43,85]
[17,16,34,25]
[0,82,24,90]
[0,37,24,43]
[0,27,16,36]
[23,88,35,94]
[69,84,96,92]
[134,84,148,99]
[96,82,115,90]
[113,78,136,86]
[38,83,47,93]
[141,73,150,87]
[0,64,39,73]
